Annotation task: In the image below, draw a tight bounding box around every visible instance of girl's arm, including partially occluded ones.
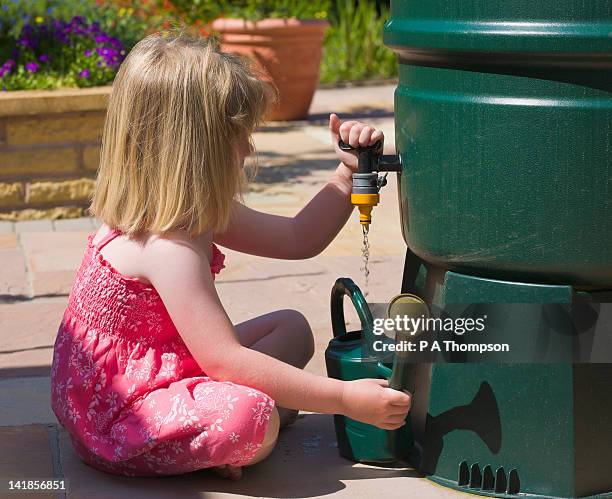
[213,114,384,259]
[213,164,353,259]
[145,237,410,429]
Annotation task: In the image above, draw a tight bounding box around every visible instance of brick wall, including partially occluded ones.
[0,87,111,221]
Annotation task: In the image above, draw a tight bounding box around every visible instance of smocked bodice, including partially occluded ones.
[65,232,225,349]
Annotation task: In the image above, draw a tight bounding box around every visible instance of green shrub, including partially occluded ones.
[167,0,330,24]
[320,0,397,83]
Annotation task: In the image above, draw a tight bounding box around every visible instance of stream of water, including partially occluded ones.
[360,225,370,298]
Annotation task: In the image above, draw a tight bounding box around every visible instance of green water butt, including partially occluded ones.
[385,0,612,287]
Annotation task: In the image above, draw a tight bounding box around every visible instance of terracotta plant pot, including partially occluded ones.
[211,18,329,121]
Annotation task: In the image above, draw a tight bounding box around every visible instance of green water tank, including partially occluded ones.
[384,1,612,289]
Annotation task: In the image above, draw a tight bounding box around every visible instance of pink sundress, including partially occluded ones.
[50,228,275,477]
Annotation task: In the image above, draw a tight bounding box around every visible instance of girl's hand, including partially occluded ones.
[341,378,411,430]
[329,113,384,172]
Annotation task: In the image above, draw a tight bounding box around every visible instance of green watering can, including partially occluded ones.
[325,277,423,464]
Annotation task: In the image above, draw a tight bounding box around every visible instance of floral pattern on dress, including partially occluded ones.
[50,230,273,477]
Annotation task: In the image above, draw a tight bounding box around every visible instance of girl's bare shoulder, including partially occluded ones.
[92,224,212,286]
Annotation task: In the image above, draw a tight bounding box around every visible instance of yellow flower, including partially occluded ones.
[118,7,126,16]
[35,16,44,24]
[127,7,134,15]
[314,11,327,19]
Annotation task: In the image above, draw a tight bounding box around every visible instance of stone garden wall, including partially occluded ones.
[0,86,111,220]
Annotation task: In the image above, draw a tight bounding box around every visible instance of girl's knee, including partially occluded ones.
[279,309,314,363]
[245,407,280,466]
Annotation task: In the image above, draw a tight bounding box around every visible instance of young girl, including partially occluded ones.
[50,32,410,480]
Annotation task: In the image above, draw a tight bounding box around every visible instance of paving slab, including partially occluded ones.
[20,231,89,273]
[0,297,67,378]
[0,376,55,425]
[57,413,470,499]
[0,233,18,249]
[0,221,16,234]
[31,270,78,297]
[309,84,395,119]
[15,220,54,233]
[0,425,58,499]
[19,231,89,298]
[0,247,29,297]
[52,217,94,231]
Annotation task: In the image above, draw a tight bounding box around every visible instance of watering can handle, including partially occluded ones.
[330,278,374,338]
[330,278,411,389]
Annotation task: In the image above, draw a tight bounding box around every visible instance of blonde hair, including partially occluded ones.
[89,31,275,237]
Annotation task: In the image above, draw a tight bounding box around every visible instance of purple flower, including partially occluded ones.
[95,46,122,67]
[95,34,110,44]
[0,60,14,77]
[25,61,39,73]
[87,22,101,34]
[39,54,50,63]
[96,47,112,57]
[108,37,122,49]
[70,16,86,27]
[79,68,90,78]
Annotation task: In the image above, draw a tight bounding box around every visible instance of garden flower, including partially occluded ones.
[25,62,39,73]
[109,37,122,49]
[4,16,127,90]
[0,60,16,78]
[95,46,122,67]
[86,22,101,35]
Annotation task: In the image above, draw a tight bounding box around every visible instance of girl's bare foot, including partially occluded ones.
[212,464,242,480]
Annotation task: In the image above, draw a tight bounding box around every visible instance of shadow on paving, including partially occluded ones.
[0,364,52,378]
[249,158,339,184]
